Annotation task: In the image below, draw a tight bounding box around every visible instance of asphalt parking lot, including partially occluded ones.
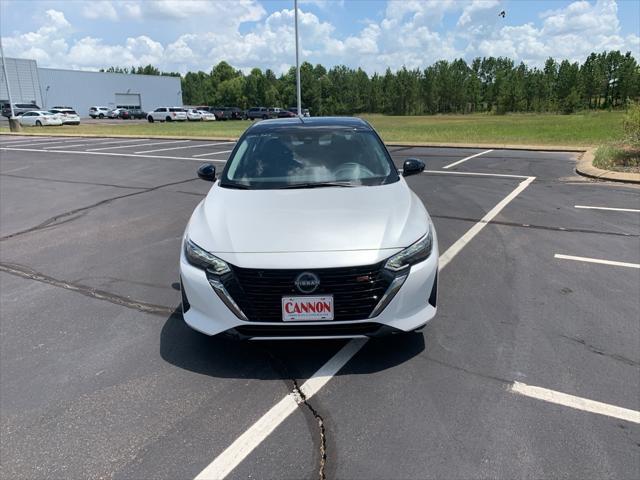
[1,134,638,479]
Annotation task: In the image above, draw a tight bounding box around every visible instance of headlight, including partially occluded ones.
[184,238,230,275]
[384,229,433,272]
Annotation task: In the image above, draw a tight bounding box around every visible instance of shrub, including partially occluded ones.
[623,101,640,146]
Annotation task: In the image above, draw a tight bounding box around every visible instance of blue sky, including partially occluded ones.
[2,0,638,74]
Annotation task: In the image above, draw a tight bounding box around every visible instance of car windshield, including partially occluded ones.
[220,128,399,189]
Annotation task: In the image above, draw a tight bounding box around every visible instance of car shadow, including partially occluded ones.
[160,308,425,380]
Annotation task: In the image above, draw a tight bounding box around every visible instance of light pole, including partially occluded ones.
[294,0,302,117]
[0,36,21,131]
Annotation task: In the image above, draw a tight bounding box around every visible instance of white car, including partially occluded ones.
[198,110,216,121]
[18,111,63,127]
[179,117,439,339]
[147,107,187,122]
[186,109,202,121]
[49,108,80,125]
[89,106,110,118]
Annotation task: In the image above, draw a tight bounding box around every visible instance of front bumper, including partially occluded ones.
[179,238,439,339]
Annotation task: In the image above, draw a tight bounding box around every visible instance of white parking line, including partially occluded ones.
[554,254,640,269]
[443,149,494,169]
[193,175,537,480]
[192,150,233,158]
[423,169,529,179]
[575,205,640,213]
[194,339,367,480]
[0,137,58,145]
[1,138,84,147]
[0,146,226,162]
[135,141,235,154]
[87,140,190,151]
[510,382,640,424]
[47,144,88,149]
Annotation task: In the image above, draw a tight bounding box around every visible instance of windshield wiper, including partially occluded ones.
[220,182,251,189]
[279,181,356,189]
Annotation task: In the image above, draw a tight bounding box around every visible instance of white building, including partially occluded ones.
[1,57,183,117]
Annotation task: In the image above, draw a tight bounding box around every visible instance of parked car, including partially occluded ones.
[278,109,297,118]
[180,116,437,339]
[89,106,110,119]
[2,102,40,118]
[227,107,243,120]
[147,107,187,122]
[267,107,283,118]
[245,107,269,120]
[49,108,81,125]
[108,108,130,119]
[288,107,311,117]
[198,110,216,121]
[126,107,147,119]
[186,109,202,121]
[18,111,63,127]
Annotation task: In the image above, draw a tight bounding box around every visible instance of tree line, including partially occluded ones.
[104,50,639,115]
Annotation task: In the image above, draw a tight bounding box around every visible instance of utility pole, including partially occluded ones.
[294,0,302,117]
[0,36,21,131]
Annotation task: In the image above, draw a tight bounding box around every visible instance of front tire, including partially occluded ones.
[166,116,172,122]
[35,120,42,126]
[148,116,154,123]
[98,113,104,119]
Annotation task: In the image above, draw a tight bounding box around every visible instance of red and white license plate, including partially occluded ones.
[281,296,334,322]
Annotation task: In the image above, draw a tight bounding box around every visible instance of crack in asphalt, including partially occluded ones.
[292,379,328,480]
[0,173,145,190]
[0,177,198,241]
[429,213,639,237]
[0,262,174,316]
[260,349,328,480]
[559,334,639,367]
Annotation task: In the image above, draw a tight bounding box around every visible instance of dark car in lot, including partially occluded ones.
[244,107,270,120]
[128,108,147,119]
[288,107,311,117]
[278,109,297,118]
[2,102,41,117]
[213,107,243,120]
[115,105,146,119]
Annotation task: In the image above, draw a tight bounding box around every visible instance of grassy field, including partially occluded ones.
[1,111,626,147]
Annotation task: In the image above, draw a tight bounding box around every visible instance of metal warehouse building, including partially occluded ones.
[1,57,182,117]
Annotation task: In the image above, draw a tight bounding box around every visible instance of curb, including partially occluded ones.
[575,148,640,185]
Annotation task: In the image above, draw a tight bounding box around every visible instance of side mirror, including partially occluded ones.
[402,158,425,177]
[197,163,216,182]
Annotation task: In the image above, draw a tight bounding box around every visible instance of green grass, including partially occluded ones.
[361,111,625,146]
[1,111,626,147]
[593,144,640,173]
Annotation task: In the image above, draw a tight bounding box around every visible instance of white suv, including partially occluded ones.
[89,106,110,119]
[147,107,187,122]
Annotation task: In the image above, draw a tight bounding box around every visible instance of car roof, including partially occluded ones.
[247,116,371,133]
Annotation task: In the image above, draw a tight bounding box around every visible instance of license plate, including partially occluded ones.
[282,296,334,321]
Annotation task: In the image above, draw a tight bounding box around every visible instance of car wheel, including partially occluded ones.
[166,116,172,122]
[35,120,42,126]
[148,116,154,123]
[98,113,104,119]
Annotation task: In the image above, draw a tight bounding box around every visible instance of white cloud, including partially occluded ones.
[464,0,639,66]
[1,0,638,74]
[82,1,118,21]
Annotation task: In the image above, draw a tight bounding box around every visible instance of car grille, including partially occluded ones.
[234,322,383,338]
[218,262,393,322]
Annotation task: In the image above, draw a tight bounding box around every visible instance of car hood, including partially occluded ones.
[187,179,430,255]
